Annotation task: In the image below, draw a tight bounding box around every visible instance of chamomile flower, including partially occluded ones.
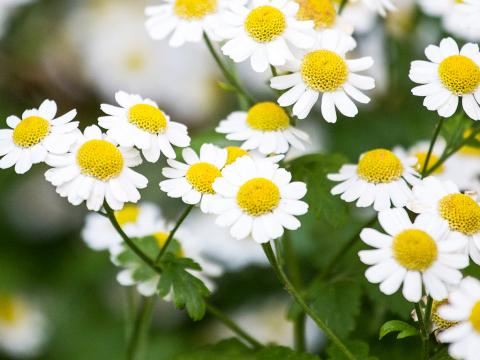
[216,102,309,155]
[270,29,375,121]
[409,38,480,120]
[219,0,315,73]
[223,146,284,166]
[408,176,480,264]
[99,91,190,163]
[45,125,148,211]
[210,156,308,243]
[0,100,79,174]
[394,137,447,176]
[110,204,222,296]
[361,0,396,16]
[145,0,229,47]
[328,148,419,211]
[160,143,227,213]
[359,208,468,303]
[437,277,480,360]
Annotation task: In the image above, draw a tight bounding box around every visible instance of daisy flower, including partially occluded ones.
[145,0,229,47]
[394,137,447,176]
[270,29,375,121]
[223,146,284,167]
[408,176,480,265]
[409,37,480,120]
[110,203,222,297]
[327,148,419,211]
[437,276,480,360]
[0,99,79,174]
[99,91,190,163]
[45,125,148,211]
[159,143,227,213]
[216,102,309,155]
[359,208,468,302]
[210,156,308,243]
[219,0,315,73]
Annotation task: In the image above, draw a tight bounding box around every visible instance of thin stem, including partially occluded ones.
[104,204,160,273]
[203,33,255,106]
[262,242,356,360]
[270,65,278,77]
[421,117,444,178]
[422,297,433,359]
[206,303,262,349]
[338,0,348,14]
[154,204,194,264]
[126,297,156,360]
[414,303,426,339]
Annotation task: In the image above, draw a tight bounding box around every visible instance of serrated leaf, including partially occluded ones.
[327,340,377,360]
[288,153,349,227]
[308,280,361,338]
[379,320,418,340]
[174,338,254,360]
[158,254,210,321]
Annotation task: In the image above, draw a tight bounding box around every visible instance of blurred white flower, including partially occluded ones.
[0,0,32,39]
[0,294,48,358]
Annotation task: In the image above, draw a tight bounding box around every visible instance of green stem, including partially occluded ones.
[338,0,349,14]
[262,243,356,360]
[414,303,426,339]
[126,297,156,360]
[154,205,194,264]
[203,33,255,106]
[422,297,433,359]
[206,303,262,349]
[421,118,444,178]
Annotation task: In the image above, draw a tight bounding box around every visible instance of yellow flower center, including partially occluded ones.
[357,149,404,183]
[392,229,438,271]
[185,162,221,194]
[246,102,290,132]
[438,55,480,96]
[225,146,249,166]
[0,295,23,325]
[173,0,217,19]
[237,178,280,216]
[459,129,480,156]
[438,193,480,235]
[300,50,348,92]
[77,140,124,181]
[295,0,336,29]
[244,6,286,43]
[432,300,458,330]
[470,301,480,333]
[414,152,444,174]
[128,104,168,134]
[12,116,50,148]
[114,205,140,226]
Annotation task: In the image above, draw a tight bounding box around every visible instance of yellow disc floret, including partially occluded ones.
[225,146,249,166]
[438,55,480,95]
[128,104,167,134]
[77,140,124,181]
[459,129,480,156]
[432,300,457,330]
[115,205,140,226]
[0,295,23,325]
[246,102,290,131]
[13,116,50,148]
[470,301,480,333]
[295,0,336,29]
[185,162,221,194]
[301,50,348,92]
[392,229,438,271]
[237,178,280,216]
[357,149,404,183]
[245,6,286,43]
[414,152,444,174]
[173,0,217,19]
[439,193,480,235]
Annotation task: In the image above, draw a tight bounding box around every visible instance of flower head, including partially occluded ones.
[359,208,468,302]
[328,148,419,211]
[270,29,374,121]
[0,100,79,174]
[99,91,190,163]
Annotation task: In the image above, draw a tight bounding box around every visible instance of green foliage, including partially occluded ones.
[174,338,322,360]
[288,153,349,227]
[430,348,455,360]
[158,254,211,321]
[326,340,377,360]
[379,320,418,340]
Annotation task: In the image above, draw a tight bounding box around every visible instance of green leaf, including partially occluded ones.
[158,254,211,321]
[379,320,418,340]
[256,346,321,359]
[308,280,362,338]
[174,338,254,360]
[430,348,455,360]
[327,340,378,360]
[288,153,349,227]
